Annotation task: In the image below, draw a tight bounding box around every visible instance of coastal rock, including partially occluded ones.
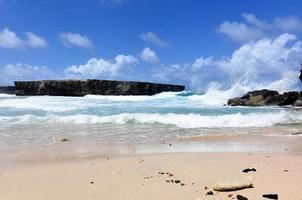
[0,86,15,94]
[228,89,302,106]
[14,79,185,96]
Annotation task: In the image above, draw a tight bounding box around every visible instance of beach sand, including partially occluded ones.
[0,151,302,200]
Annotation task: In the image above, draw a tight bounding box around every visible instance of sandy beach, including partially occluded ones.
[0,150,302,200]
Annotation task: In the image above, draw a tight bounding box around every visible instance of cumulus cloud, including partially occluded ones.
[274,16,302,32]
[0,28,24,49]
[0,63,58,84]
[59,32,93,49]
[140,32,168,47]
[25,32,47,48]
[140,47,159,63]
[218,14,302,43]
[218,21,265,43]
[65,55,139,78]
[154,33,302,93]
[0,28,47,49]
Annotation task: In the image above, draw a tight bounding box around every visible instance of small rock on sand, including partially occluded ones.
[262,194,278,199]
[237,194,248,200]
[60,138,70,142]
[206,191,214,195]
[242,168,256,173]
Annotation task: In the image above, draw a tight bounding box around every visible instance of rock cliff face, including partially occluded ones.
[228,89,302,106]
[14,80,185,96]
[0,86,16,94]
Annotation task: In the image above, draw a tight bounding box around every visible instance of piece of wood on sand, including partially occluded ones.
[213,181,253,192]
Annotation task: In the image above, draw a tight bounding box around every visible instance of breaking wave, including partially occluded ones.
[1,110,301,128]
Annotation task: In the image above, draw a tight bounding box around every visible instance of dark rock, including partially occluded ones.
[0,86,15,94]
[299,64,302,82]
[242,168,256,173]
[174,180,181,184]
[262,194,278,199]
[237,194,248,200]
[206,191,214,195]
[60,138,70,142]
[228,89,302,107]
[14,79,185,96]
[180,183,185,186]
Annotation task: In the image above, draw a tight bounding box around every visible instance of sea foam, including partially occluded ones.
[1,110,301,128]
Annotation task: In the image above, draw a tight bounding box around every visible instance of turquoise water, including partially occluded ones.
[0,92,301,128]
[1,91,302,154]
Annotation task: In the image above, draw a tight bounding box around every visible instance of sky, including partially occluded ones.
[1,0,302,92]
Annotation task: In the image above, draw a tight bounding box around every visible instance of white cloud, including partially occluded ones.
[154,33,302,93]
[242,13,273,30]
[59,32,93,49]
[25,32,47,48]
[140,47,159,63]
[140,32,168,47]
[218,21,264,43]
[0,28,24,49]
[65,55,138,78]
[0,63,58,84]
[192,57,213,69]
[218,14,302,43]
[274,16,302,32]
[0,28,47,49]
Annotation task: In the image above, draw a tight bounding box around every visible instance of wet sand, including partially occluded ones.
[1,125,302,200]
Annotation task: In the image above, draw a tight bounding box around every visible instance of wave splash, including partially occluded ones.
[1,110,301,128]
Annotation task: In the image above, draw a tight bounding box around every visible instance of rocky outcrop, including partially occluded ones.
[228,89,302,106]
[14,80,185,96]
[0,86,15,94]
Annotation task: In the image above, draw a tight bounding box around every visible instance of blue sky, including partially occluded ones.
[1,0,302,92]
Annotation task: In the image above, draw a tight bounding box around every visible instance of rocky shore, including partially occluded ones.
[228,89,302,106]
[14,79,185,96]
[0,86,15,94]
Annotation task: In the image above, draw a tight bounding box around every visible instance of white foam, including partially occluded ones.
[0,96,89,112]
[2,110,302,128]
[84,91,178,101]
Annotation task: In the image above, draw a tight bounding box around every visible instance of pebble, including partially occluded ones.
[237,194,248,200]
[262,194,278,199]
[206,191,214,195]
[242,168,256,173]
[174,180,181,184]
[60,138,70,142]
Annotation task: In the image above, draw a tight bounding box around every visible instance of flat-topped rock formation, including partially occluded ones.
[0,86,16,94]
[14,79,185,96]
[228,89,302,106]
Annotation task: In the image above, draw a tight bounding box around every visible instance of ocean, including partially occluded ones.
[1,91,302,155]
